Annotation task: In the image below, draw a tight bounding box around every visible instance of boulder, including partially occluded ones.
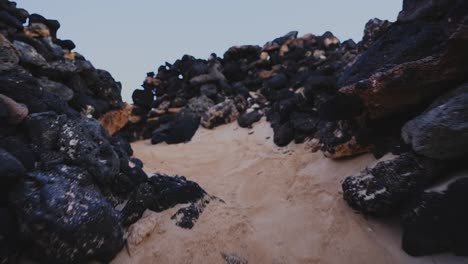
[342,152,448,215]
[237,110,262,128]
[11,165,124,263]
[58,118,120,185]
[402,177,468,256]
[121,174,207,226]
[402,83,468,160]
[338,2,468,120]
[201,99,239,129]
[151,112,200,144]
[25,111,66,151]
[273,121,294,147]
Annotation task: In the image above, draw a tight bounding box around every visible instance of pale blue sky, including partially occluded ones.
[18,1,402,101]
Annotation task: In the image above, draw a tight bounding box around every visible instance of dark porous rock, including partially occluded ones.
[318,93,363,121]
[0,73,69,115]
[89,69,123,103]
[186,95,214,116]
[238,110,262,128]
[54,39,76,51]
[290,112,319,143]
[122,174,207,226]
[338,1,468,120]
[58,118,120,185]
[0,148,25,184]
[273,121,294,147]
[132,89,153,110]
[171,197,213,229]
[151,112,200,144]
[25,111,66,151]
[11,165,124,263]
[201,99,239,129]
[401,177,468,256]
[318,120,371,159]
[402,83,468,160]
[38,77,74,101]
[342,152,448,216]
[0,207,19,263]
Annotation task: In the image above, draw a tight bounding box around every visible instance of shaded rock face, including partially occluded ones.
[342,152,448,216]
[316,0,468,159]
[402,83,468,160]
[11,165,124,263]
[121,174,208,226]
[151,112,200,144]
[402,178,468,256]
[0,1,213,262]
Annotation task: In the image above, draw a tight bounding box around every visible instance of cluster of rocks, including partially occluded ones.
[116,0,468,258]
[121,28,361,147]
[0,1,209,263]
[340,0,468,257]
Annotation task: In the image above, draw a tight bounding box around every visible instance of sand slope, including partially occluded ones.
[112,120,464,264]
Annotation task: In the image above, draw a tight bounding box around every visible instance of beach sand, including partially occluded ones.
[112,120,464,264]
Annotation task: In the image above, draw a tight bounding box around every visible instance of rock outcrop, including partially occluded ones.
[402,83,468,160]
[0,1,212,263]
[123,30,359,148]
[339,0,468,257]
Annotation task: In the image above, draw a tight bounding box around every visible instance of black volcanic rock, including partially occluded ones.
[402,178,468,256]
[58,118,120,186]
[151,112,200,144]
[402,83,468,160]
[342,152,448,216]
[11,165,124,263]
[121,174,207,226]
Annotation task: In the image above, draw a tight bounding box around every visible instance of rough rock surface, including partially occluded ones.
[402,177,468,256]
[402,83,468,160]
[0,1,211,262]
[342,152,448,215]
[11,165,124,263]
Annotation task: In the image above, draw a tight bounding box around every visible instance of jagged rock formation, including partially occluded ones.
[122,30,360,148]
[0,1,211,263]
[341,0,468,257]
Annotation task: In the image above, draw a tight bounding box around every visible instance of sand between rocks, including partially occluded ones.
[112,120,464,264]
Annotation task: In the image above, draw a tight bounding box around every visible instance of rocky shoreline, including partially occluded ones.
[1,0,468,262]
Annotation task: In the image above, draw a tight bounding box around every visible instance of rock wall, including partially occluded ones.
[0,1,210,263]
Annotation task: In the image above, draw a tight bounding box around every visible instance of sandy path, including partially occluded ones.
[112,120,464,264]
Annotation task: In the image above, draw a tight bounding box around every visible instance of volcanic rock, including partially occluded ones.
[402,83,468,160]
[11,165,125,263]
[342,152,448,215]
